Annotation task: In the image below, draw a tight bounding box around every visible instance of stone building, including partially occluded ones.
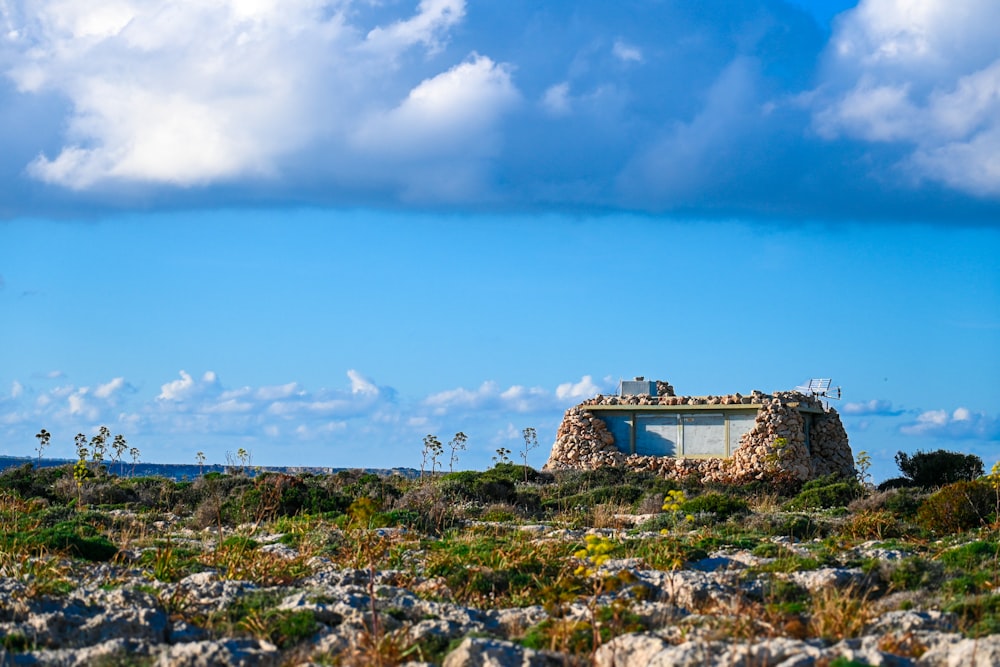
[543,378,855,483]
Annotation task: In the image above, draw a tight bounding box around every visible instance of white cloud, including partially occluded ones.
[253,382,302,401]
[5,0,506,192]
[352,53,519,158]
[498,385,550,413]
[363,0,464,55]
[424,375,607,416]
[900,406,1000,440]
[424,381,501,413]
[157,370,219,402]
[542,82,572,116]
[612,39,642,63]
[555,375,602,401]
[347,369,379,396]
[10,0,345,188]
[812,0,1000,196]
[842,398,903,416]
[94,377,125,399]
[0,369,599,468]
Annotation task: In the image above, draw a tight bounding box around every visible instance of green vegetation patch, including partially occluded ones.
[946,594,1000,638]
[680,492,750,520]
[916,481,996,535]
[785,475,863,510]
[0,514,118,562]
[940,541,999,571]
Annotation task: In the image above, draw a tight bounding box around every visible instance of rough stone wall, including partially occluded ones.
[546,407,626,470]
[543,382,855,484]
[729,397,813,483]
[810,411,855,478]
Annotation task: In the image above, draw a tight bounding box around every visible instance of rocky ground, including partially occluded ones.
[2,516,998,667]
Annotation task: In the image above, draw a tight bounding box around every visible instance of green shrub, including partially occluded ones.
[946,594,1000,638]
[379,508,423,527]
[916,480,995,535]
[939,541,999,571]
[881,487,927,519]
[438,470,518,504]
[895,449,984,488]
[752,542,792,558]
[877,476,916,491]
[886,556,942,591]
[785,475,862,510]
[36,522,118,561]
[759,578,810,614]
[544,484,646,511]
[680,492,749,520]
[0,463,69,502]
[1,633,32,652]
[220,535,259,551]
[946,572,993,596]
[776,514,823,539]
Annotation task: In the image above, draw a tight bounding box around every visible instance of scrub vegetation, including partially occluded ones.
[0,439,998,665]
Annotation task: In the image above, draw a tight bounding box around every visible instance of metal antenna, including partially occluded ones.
[794,378,841,408]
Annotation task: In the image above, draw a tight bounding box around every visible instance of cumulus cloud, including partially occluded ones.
[157,370,220,402]
[2,0,507,196]
[555,375,603,401]
[57,378,132,422]
[93,377,127,399]
[0,370,603,457]
[362,0,465,56]
[424,375,608,416]
[811,0,1000,197]
[842,398,904,416]
[1,0,999,220]
[354,54,518,157]
[900,406,1000,440]
[10,1,339,189]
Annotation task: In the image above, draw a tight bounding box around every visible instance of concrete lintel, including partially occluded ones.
[585,404,764,412]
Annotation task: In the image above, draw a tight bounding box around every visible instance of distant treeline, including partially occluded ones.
[0,456,419,482]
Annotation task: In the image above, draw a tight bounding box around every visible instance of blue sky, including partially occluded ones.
[1,1,998,481]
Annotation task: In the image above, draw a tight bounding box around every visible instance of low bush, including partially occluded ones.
[839,509,901,541]
[849,487,925,521]
[946,594,1000,638]
[877,477,915,491]
[0,463,69,502]
[885,557,942,592]
[785,475,863,510]
[36,522,118,561]
[895,449,984,488]
[680,492,749,520]
[939,541,999,571]
[765,514,824,540]
[916,480,995,535]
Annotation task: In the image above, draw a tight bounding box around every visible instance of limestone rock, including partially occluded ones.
[443,637,563,667]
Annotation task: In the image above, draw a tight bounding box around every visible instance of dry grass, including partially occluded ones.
[747,491,782,514]
[808,584,876,641]
[590,502,635,530]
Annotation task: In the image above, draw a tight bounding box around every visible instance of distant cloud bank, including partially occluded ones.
[0,370,613,467]
[1,0,999,222]
[900,407,1000,441]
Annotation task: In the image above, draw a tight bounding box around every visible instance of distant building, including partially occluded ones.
[544,378,854,483]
